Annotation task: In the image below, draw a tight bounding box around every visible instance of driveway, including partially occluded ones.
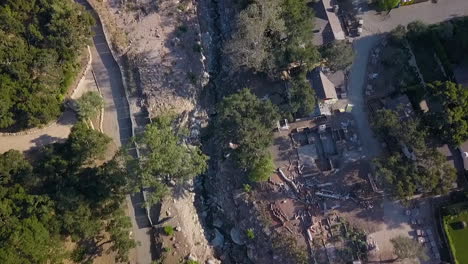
[77,0,155,263]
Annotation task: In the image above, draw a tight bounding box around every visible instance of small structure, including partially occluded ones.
[322,0,345,41]
[419,99,429,113]
[277,119,290,132]
[309,70,338,103]
[458,140,468,171]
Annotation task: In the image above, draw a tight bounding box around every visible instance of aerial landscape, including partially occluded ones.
[0,0,467,263]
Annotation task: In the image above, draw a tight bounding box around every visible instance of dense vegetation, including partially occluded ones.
[225,0,319,77]
[217,89,279,182]
[76,91,104,121]
[0,122,135,263]
[390,235,428,262]
[0,0,94,130]
[320,40,355,72]
[134,115,208,205]
[378,21,468,147]
[426,81,468,146]
[372,109,457,200]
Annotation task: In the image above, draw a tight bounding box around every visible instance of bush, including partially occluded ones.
[246,228,255,239]
[163,225,174,236]
[76,91,104,120]
[243,184,252,193]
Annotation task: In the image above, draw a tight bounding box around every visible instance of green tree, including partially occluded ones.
[279,0,320,70]
[224,0,285,75]
[0,149,33,185]
[249,154,275,182]
[0,0,94,129]
[320,40,355,72]
[76,91,104,120]
[66,122,111,165]
[104,209,137,262]
[136,115,208,204]
[426,81,468,146]
[376,0,400,11]
[390,235,428,262]
[224,0,319,77]
[289,71,316,117]
[218,88,279,174]
[0,185,64,264]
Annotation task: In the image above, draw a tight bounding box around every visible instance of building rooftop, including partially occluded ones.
[322,0,345,41]
[311,1,335,45]
[309,69,338,101]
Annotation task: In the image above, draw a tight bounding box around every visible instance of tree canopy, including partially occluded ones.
[0,123,135,263]
[224,0,319,77]
[390,235,428,262]
[76,91,104,121]
[320,40,355,72]
[135,115,209,205]
[289,71,317,117]
[426,81,468,146]
[372,109,457,200]
[376,0,400,11]
[0,0,94,130]
[217,88,279,181]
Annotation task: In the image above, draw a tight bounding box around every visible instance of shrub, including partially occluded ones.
[163,225,174,236]
[246,228,255,239]
[243,184,252,193]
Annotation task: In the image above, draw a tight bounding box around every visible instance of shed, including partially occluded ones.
[309,70,338,102]
[459,140,468,171]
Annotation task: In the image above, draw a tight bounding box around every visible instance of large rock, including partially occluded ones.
[211,228,224,248]
[230,227,245,245]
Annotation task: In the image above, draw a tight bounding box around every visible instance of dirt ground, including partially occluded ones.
[94,0,206,117]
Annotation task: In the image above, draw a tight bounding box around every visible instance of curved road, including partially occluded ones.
[77,1,155,263]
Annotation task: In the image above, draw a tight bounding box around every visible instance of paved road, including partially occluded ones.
[348,35,382,159]
[77,1,155,263]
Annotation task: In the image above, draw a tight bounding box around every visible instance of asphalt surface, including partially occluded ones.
[77,1,155,263]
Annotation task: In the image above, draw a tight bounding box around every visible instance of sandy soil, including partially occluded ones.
[97,0,206,117]
[0,110,77,154]
[158,192,218,264]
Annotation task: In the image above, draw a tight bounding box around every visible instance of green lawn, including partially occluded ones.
[444,210,468,264]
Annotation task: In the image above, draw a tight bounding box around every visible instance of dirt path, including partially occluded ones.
[0,111,77,154]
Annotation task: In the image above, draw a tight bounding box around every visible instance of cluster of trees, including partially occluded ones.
[0,0,94,130]
[224,0,319,77]
[372,109,457,200]
[426,81,468,146]
[217,89,279,182]
[0,122,135,263]
[390,235,428,262]
[225,0,355,77]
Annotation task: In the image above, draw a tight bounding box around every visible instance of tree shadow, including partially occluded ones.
[30,134,63,150]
